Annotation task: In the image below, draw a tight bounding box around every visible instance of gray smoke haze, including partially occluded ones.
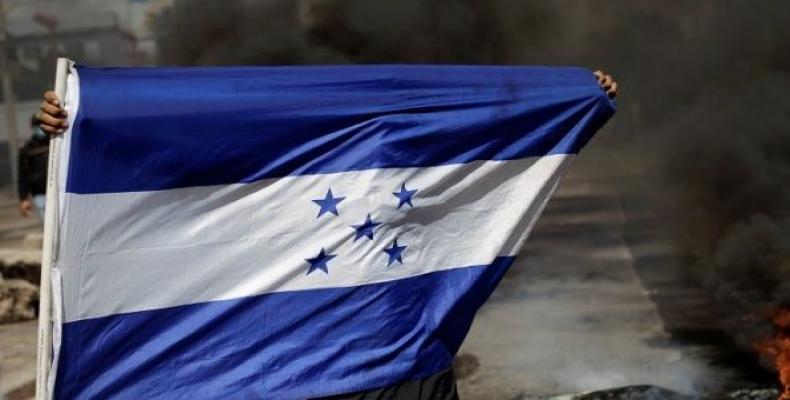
[153,0,790,382]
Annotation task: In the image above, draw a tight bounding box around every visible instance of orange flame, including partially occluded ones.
[754,309,790,400]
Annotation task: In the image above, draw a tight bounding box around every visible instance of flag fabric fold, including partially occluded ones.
[51,65,614,399]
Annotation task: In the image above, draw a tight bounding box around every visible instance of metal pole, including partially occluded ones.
[0,0,19,186]
[36,57,69,400]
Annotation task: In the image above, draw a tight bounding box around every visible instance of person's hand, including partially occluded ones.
[19,198,32,217]
[38,91,68,135]
[594,70,619,99]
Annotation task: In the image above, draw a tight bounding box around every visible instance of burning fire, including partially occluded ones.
[755,309,790,400]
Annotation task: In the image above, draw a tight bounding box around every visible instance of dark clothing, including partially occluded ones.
[317,367,459,400]
[17,135,50,200]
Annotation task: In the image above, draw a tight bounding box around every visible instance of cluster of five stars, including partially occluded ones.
[305,183,417,275]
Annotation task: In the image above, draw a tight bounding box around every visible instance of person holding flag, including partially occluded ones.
[35,67,618,400]
[36,70,618,135]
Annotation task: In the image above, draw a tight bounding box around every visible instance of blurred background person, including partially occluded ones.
[17,114,49,220]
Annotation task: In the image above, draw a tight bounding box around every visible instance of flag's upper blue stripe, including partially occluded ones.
[68,65,614,194]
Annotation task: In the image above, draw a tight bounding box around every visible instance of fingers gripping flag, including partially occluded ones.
[50,65,614,399]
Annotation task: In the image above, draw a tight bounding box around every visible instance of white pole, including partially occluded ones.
[36,57,69,400]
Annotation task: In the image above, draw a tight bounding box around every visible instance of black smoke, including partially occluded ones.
[153,0,790,367]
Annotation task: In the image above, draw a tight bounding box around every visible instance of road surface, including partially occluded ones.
[456,151,770,399]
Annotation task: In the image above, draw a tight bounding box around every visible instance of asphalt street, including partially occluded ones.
[457,151,771,399]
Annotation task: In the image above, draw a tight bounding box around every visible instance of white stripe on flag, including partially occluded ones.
[59,154,570,322]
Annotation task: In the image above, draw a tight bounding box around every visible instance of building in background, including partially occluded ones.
[13,14,141,69]
[7,8,146,101]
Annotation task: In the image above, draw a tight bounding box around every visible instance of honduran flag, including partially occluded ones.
[49,65,614,399]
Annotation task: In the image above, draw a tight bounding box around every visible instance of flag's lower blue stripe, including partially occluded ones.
[67,65,614,194]
[54,256,515,400]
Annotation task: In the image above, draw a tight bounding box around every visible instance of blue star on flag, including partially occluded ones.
[312,189,345,218]
[305,248,337,275]
[393,183,417,209]
[352,214,381,241]
[383,238,407,266]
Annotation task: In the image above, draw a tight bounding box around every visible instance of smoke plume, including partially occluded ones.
[153,0,790,386]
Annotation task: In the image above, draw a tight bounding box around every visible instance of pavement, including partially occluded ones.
[0,321,36,400]
[456,150,771,399]
[0,152,772,399]
[0,188,40,400]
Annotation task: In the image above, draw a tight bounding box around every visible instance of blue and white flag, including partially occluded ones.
[49,65,614,399]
